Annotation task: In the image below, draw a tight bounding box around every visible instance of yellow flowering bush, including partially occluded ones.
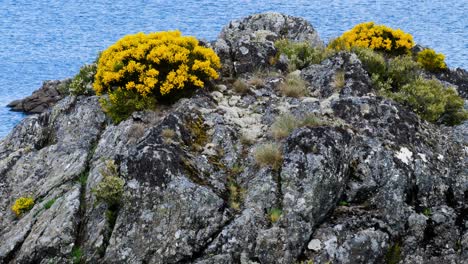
[329,22,414,55]
[12,197,35,217]
[417,48,447,72]
[94,30,221,122]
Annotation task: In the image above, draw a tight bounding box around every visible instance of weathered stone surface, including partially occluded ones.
[7,79,70,114]
[0,12,467,264]
[215,12,322,76]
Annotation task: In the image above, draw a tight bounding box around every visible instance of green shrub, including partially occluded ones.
[392,78,467,124]
[93,160,125,207]
[387,55,420,89]
[99,88,157,123]
[254,143,283,170]
[271,113,300,139]
[352,47,387,78]
[69,64,97,96]
[94,31,220,123]
[71,247,83,264]
[275,39,330,70]
[417,48,447,72]
[279,73,307,98]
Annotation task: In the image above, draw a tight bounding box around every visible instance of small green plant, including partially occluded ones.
[422,208,431,216]
[279,73,307,98]
[254,142,283,170]
[69,64,97,96]
[268,208,282,223]
[43,198,57,210]
[339,201,349,206]
[385,243,401,264]
[92,160,125,207]
[417,48,447,72]
[392,77,467,124]
[233,79,249,94]
[71,247,83,264]
[275,39,330,71]
[333,70,346,90]
[12,197,35,217]
[271,113,300,139]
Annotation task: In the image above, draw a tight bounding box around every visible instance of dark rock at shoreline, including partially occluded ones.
[7,79,69,114]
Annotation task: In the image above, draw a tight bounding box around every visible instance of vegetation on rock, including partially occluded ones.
[417,48,447,72]
[12,197,35,217]
[94,30,221,122]
[92,160,125,207]
[275,39,330,70]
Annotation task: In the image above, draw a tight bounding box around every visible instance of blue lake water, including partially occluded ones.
[0,0,467,138]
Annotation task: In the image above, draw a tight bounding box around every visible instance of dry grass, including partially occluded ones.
[161,128,175,142]
[279,73,307,98]
[271,113,300,140]
[300,113,324,127]
[240,133,255,146]
[233,79,249,94]
[333,70,346,90]
[254,142,283,170]
[128,123,145,140]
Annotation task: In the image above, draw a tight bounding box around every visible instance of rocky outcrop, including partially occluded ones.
[214,12,322,76]
[0,12,467,264]
[7,80,69,114]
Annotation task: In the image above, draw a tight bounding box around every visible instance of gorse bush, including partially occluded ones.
[387,55,420,89]
[329,22,414,55]
[94,31,221,122]
[12,197,34,217]
[275,39,330,70]
[417,48,447,72]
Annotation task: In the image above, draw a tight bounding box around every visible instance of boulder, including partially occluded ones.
[215,12,322,76]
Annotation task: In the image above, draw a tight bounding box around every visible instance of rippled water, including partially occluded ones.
[1,0,467,138]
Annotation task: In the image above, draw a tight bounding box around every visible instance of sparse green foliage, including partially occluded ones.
[385,243,401,264]
[271,113,300,139]
[392,78,467,124]
[69,64,97,96]
[275,39,330,71]
[233,79,249,94]
[417,48,447,72]
[339,201,349,206]
[279,73,307,98]
[268,208,282,223]
[93,160,125,207]
[71,247,83,264]
[44,198,56,210]
[254,143,283,170]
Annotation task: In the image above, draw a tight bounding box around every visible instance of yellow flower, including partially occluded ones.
[12,197,34,217]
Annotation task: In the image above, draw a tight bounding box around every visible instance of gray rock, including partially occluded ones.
[215,12,322,76]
